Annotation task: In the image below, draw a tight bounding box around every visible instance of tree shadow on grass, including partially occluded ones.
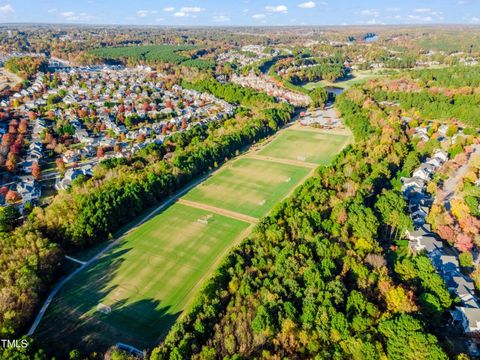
[76,298,181,356]
[35,245,181,358]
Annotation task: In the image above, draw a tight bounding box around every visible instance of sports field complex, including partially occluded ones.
[34,126,352,353]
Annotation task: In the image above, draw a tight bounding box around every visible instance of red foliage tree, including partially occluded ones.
[459,215,480,236]
[78,108,88,119]
[457,233,474,252]
[1,133,12,147]
[97,146,105,158]
[437,225,456,244]
[5,190,21,204]
[5,152,16,172]
[31,161,41,180]
[18,119,28,134]
[55,158,66,173]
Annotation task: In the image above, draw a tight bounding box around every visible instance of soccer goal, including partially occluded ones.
[96,303,111,314]
[197,214,213,224]
[296,155,306,161]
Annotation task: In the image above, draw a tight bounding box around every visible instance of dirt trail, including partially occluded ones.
[177,198,258,224]
[245,153,318,169]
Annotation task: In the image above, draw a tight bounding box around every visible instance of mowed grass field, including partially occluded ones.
[182,157,310,218]
[303,70,385,90]
[258,128,351,165]
[35,203,250,353]
[35,126,350,355]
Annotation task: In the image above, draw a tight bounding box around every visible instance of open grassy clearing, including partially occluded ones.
[35,203,250,353]
[182,157,311,218]
[258,128,351,165]
[303,70,385,90]
[0,67,22,91]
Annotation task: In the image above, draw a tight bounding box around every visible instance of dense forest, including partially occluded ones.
[276,56,346,84]
[366,66,480,128]
[4,56,48,79]
[408,65,480,88]
[90,45,215,70]
[151,84,452,359]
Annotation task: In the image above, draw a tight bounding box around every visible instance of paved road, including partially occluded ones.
[443,144,480,210]
[27,172,211,336]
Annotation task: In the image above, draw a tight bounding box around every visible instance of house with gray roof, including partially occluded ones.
[452,307,480,334]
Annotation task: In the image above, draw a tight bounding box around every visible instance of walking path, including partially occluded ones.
[177,198,258,224]
[64,255,86,265]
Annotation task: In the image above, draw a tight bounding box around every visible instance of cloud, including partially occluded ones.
[265,5,288,13]
[414,8,431,13]
[469,16,480,23]
[212,15,230,22]
[60,11,94,21]
[173,7,204,18]
[298,1,315,8]
[360,9,379,17]
[386,7,400,12]
[163,6,175,12]
[408,14,433,22]
[386,14,402,20]
[180,7,204,13]
[0,4,14,16]
[252,14,266,19]
[48,8,57,13]
[60,11,75,18]
[137,10,158,17]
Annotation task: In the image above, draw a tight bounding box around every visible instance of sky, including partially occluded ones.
[1,0,480,26]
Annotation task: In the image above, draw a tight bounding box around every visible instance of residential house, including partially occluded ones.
[452,307,480,334]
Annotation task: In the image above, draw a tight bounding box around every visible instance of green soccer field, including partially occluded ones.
[258,129,351,165]
[182,157,311,218]
[35,203,250,353]
[35,125,349,356]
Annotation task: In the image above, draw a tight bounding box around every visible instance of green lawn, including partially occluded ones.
[303,70,385,90]
[258,129,351,165]
[35,203,250,353]
[183,157,310,218]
